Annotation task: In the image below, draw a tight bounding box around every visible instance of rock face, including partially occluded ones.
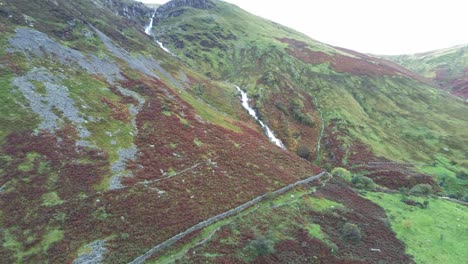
[155,0,215,19]
[101,0,153,26]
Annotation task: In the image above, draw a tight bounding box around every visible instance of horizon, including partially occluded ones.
[138,0,468,55]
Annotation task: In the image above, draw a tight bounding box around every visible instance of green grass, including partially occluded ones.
[418,155,468,196]
[304,196,344,212]
[0,69,39,142]
[41,192,63,206]
[385,45,468,91]
[61,75,136,190]
[193,138,203,147]
[179,89,241,132]
[41,228,64,251]
[17,152,41,172]
[3,227,64,262]
[366,192,468,264]
[153,185,341,263]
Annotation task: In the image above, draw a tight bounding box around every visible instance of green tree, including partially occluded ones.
[331,167,352,182]
[351,175,376,191]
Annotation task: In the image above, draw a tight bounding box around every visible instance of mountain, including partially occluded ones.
[0,0,466,263]
[385,45,468,98]
[152,0,467,188]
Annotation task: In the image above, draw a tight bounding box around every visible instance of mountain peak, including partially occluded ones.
[156,0,215,14]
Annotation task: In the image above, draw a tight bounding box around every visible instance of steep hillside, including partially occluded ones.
[0,0,467,263]
[152,0,468,194]
[0,0,322,263]
[385,45,468,98]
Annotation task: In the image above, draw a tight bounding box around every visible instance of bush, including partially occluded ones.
[409,184,433,196]
[291,99,314,126]
[456,171,468,180]
[247,237,275,258]
[331,167,352,182]
[296,146,311,159]
[341,223,362,242]
[351,175,376,191]
[462,194,468,203]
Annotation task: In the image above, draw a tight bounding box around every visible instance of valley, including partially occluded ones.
[0,0,466,263]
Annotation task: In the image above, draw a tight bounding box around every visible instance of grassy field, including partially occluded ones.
[366,192,468,264]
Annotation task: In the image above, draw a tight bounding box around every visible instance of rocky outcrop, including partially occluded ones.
[155,0,215,19]
[100,0,153,26]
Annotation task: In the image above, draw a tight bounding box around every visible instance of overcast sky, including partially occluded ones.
[139,0,468,55]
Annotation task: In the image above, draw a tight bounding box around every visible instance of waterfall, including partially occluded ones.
[145,10,175,56]
[234,86,285,149]
[144,10,156,35]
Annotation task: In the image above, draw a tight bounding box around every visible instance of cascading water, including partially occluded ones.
[145,10,175,56]
[234,86,285,149]
[144,10,156,35]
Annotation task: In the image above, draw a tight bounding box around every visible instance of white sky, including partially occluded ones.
[139,0,468,55]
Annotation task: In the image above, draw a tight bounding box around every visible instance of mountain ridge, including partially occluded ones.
[383,44,468,98]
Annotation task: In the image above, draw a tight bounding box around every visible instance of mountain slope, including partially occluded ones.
[153,0,468,191]
[0,0,467,263]
[0,0,323,263]
[385,44,468,98]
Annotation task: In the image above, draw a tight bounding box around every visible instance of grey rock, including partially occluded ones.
[7,28,123,84]
[109,87,145,190]
[137,55,186,90]
[178,70,190,84]
[12,68,91,144]
[92,27,160,79]
[109,146,137,190]
[73,240,106,264]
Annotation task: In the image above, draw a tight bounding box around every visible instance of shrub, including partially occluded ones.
[296,146,311,159]
[351,175,376,191]
[291,99,314,126]
[462,194,468,203]
[331,167,352,182]
[247,237,275,258]
[341,223,362,242]
[409,184,433,196]
[456,171,468,180]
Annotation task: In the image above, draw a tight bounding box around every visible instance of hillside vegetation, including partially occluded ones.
[0,0,466,263]
[386,45,468,98]
[154,0,468,196]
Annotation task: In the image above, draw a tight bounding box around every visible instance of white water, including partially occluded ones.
[235,86,285,149]
[145,10,175,56]
[156,40,174,55]
[144,11,156,35]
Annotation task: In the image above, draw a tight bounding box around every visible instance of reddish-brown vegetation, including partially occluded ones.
[278,37,433,81]
[310,180,413,263]
[261,85,321,155]
[435,68,468,98]
[100,97,131,122]
[365,170,438,190]
[166,179,412,263]
[0,69,323,263]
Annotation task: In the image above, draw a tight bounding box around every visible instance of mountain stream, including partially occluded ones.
[234,86,285,149]
[145,10,175,56]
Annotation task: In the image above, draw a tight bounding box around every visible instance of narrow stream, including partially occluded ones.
[234,86,285,149]
[313,96,325,156]
[144,10,156,35]
[145,10,175,56]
